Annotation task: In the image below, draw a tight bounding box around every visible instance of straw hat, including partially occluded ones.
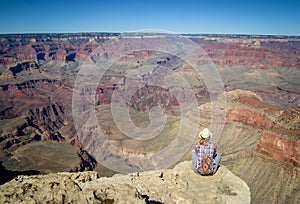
[198,128,212,139]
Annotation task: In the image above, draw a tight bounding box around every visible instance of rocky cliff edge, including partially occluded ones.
[0,161,250,204]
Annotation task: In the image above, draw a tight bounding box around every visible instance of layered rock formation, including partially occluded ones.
[0,161,250,204]
[0,33,299,203]
[256,132,299,170]
[194,89,300,203]
[1,33,299,68]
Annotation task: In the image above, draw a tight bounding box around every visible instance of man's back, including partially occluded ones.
[195,141,216,163]
[192,128,222,175]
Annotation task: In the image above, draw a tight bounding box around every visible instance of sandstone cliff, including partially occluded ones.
[0,161,250,204]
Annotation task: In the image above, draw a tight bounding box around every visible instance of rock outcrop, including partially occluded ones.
[0,161,250,204]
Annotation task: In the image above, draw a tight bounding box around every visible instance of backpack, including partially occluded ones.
[197,156,214,175]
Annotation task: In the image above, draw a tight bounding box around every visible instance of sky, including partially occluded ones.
[0,0,299,35]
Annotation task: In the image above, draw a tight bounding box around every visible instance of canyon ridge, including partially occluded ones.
[0,33,299,203]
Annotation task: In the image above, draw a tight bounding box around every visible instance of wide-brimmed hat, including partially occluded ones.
[198,128,212,139]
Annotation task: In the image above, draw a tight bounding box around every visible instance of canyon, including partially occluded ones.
[0,33,299,203]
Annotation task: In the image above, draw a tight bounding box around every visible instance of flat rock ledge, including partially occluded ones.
[0,161,250,204]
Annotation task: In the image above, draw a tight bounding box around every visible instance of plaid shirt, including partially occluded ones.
[194,141,216,168]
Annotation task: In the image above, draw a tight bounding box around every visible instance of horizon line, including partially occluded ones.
[0,31,299,38]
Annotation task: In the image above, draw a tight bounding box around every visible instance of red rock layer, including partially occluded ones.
[256,132,300,169]
[196,40,300,69]
[222,91,300,173]
[226,108,272,128]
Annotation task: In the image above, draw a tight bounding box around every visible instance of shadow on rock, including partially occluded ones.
[0,161,40,185]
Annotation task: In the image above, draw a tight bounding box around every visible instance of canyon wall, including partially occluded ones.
[0,33,299,203]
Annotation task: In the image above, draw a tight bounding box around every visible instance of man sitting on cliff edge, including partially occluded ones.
[191,128,221,175]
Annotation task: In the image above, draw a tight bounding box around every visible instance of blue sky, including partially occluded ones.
[0,0,299,35]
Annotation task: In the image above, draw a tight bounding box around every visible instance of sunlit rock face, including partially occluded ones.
[256,132,300,170]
